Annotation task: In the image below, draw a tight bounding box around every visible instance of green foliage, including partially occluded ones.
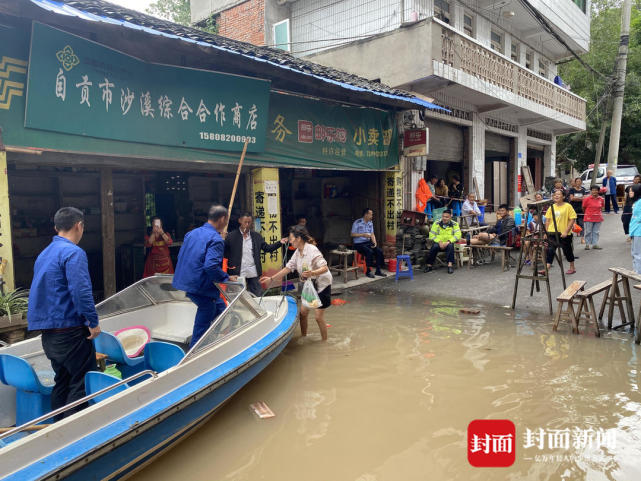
[0,289,29,317]
[147,0,218,34]
[557,0,641,171]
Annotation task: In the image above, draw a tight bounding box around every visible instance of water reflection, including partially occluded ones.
[133,288,641,481]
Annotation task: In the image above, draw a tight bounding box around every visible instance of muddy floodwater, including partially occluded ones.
[132,287,641,481]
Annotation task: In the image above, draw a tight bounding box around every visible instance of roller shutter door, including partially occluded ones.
[485,132,511,155]
[426,122,463,163]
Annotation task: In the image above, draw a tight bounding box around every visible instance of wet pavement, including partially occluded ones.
[398,214,633,314]
[132,277,641,480]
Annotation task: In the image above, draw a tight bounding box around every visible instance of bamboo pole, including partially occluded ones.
[224,140,249,234]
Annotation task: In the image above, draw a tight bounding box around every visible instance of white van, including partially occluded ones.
[580,164,639,190]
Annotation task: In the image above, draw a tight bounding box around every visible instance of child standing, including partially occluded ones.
[582,185,605,250]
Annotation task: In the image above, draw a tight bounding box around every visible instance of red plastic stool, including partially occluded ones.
[354,252,367,274]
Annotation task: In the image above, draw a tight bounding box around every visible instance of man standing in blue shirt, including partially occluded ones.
[27,207,101,420]
[602,169,619,214]
[351,208,385,278]
[173,205,237,348]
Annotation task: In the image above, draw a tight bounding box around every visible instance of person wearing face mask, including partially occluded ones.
[628,184,641,274]
[224,212,287,296]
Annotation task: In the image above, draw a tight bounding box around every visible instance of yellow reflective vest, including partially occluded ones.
[429,220,461,243]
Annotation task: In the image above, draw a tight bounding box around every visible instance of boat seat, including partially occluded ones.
[150,323,193,345]
[85,371,130,405]
[94,332,145,379]
[143,342,184,373]
[0,354,53,425]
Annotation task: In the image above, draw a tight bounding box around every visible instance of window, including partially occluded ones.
[538,59,547,77]
[463,13,474,37]
[572,0,586,13]
[525,50,533,70]
[435,0,451,24]
[272,19,290,52]
[511,41,519,62]
[490,30,503,53]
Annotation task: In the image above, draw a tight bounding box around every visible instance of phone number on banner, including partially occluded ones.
[199,132,257,144]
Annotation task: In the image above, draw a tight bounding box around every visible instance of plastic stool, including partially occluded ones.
[354,252,367,274]
[395,255,414,281]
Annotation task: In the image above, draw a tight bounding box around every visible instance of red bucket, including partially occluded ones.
[387,258,397,272]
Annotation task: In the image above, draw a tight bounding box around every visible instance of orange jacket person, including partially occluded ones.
[416,178,433,212]
[143,217,174,277]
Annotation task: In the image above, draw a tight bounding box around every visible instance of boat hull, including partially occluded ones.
[2,297,297,481]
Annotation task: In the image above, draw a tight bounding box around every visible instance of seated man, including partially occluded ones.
[424,209,461,274]
[351,208,386,278]
[461,193,482,225]
[470,204,515,246]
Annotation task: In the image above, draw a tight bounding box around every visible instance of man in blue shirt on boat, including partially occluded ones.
[27,207,101,421]
[351,208,385,278]
[173,205,237,348]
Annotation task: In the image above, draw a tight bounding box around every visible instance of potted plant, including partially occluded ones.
[0,288,29,330]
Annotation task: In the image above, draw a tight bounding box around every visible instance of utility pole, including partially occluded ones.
[591,99,610,188]
[606,0,632,173]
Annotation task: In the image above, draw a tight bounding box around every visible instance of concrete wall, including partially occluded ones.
[530,0,590,53]
[307,21,433,88]
[191,0,248,24]
[264,0,291,48]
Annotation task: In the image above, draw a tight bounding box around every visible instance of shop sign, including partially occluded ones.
[403,128,428,157]
[384,170,403,243]
[251,168,282,275]
[265,93,398,170]
[25,23,271,152]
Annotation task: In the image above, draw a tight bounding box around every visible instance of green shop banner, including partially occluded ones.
[264,92,398,170]
[25,22,271,152]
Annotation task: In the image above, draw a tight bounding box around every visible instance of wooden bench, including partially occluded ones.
[553,280,586,333]
[606,267,641,331]
[468,244,514,271]
[574,279,613,337]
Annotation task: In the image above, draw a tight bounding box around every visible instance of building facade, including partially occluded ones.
[192,0,589,207]
[1,0,436,296]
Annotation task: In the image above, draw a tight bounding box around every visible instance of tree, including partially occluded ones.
[147,0,217,34]
[556,0,641,172]
[147,0,191,25]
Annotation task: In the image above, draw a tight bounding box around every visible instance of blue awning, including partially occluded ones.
[29,0,448,113]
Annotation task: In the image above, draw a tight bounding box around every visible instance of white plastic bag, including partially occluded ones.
[301,279,322,309]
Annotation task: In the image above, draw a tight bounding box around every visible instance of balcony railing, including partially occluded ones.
[437,21,585,122]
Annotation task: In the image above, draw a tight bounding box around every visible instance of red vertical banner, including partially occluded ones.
[517,174,522,193]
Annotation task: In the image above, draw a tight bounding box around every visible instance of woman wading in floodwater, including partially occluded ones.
[261,226,332,341]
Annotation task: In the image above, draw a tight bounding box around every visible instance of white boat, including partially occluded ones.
[0,275,297,480]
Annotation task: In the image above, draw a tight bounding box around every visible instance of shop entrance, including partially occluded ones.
[279,169,384,252]
[8,161,247,299]
[527,147,544,191]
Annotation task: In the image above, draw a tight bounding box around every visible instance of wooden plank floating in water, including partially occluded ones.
[249,402,275,419]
